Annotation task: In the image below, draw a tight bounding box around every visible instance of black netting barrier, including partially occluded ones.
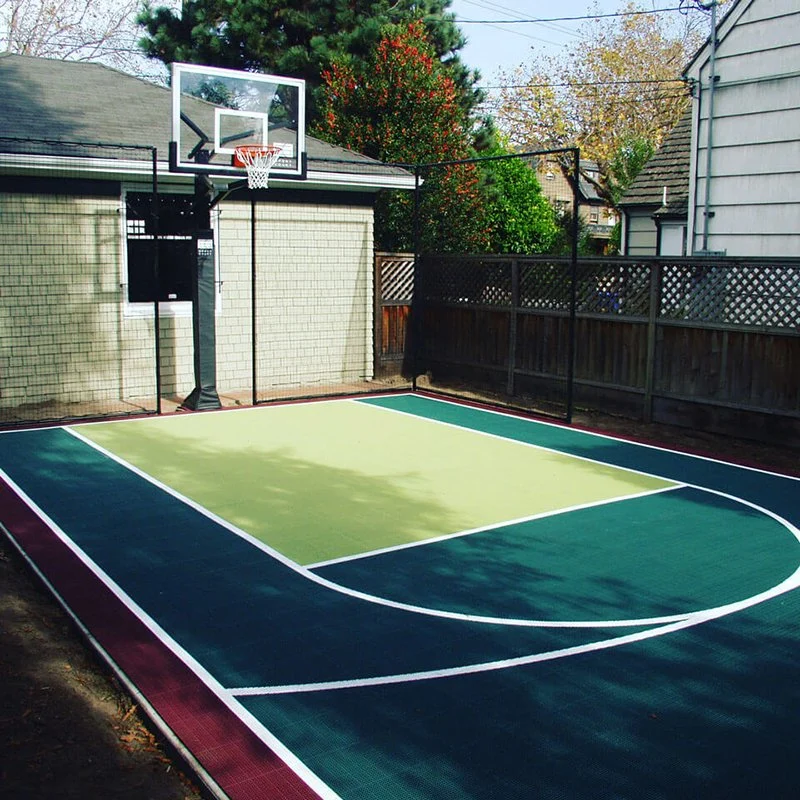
[409,148,581,421]
[0,137,161,425]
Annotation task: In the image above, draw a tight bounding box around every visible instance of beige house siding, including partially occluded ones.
[0,190,375,413]
[0,192,156,409]
[215,201,374,393]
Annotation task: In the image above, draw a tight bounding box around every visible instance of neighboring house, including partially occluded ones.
[0,53,413,415]
[617,111,692,256]
[620,0,800,257]
[536,157,619,254]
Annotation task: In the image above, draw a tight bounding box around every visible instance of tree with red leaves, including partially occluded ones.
[314,20,488,252]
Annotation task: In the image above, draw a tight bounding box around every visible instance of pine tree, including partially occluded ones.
[137,0,482,124]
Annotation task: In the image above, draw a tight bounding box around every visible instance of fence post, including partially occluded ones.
[507,259,519,396]
[643,261,661,423]
[374,252,383,378]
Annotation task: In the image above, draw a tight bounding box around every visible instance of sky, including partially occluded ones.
[448,0,710,85]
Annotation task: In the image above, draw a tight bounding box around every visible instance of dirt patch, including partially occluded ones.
[0,543,205,800]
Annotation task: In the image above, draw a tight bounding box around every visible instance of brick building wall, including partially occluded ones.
[216,200,374,394]
[0,190,374,415]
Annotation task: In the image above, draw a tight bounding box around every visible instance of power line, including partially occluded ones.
[459,0,578,38]
[480,78,688,90]
[482,91,688,106]
[456,6,692,24]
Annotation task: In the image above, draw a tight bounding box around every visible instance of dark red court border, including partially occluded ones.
[0,477,323,800]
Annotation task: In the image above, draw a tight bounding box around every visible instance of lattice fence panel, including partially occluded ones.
[519,260,570,311]
[379,254,415,303]
[421,257,511,306]
[660,261,800,329]
[576,261,651,316]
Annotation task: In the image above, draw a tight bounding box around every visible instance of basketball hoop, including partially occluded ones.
[233,144,283,189]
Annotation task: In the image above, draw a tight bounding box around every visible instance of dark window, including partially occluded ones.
[125,192,197,303]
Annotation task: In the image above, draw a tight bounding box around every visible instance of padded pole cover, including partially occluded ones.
[181,230,221,410]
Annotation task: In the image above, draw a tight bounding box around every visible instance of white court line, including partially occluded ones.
[22,423,800,704]
[0,463,343,800]
[228,483,800,697]
[8,398,797,793]
[353,397,686,487]
[66,427,800,633]
[230,538,800,697]
[307,484,684,570]
[65,427,699,629]
[405,392,800,482]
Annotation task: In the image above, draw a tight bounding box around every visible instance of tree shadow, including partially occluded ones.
[4,422,800,799]
[241,591,800,799]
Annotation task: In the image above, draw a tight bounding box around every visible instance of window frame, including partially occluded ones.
[121,184,221,318]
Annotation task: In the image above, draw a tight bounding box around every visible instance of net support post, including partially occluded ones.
[565,147,580,425]
[411,165,422,391]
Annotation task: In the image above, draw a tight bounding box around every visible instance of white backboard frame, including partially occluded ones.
[170,62,306,180]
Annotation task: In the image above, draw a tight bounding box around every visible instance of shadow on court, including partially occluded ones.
[241,590,800,799]
[76,417,468,565]
[318,485,798,625]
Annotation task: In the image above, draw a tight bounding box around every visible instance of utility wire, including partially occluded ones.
[456,6,693,24]
[479,78,688,91]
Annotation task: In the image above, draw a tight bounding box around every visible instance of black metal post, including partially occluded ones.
[411,165,422,391]
[566,148,580,424]
[151,148,162,415]
[251,198,258,406]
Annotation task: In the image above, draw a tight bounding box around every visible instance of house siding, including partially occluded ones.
[689,0,800,256]
[215,201,374,393]
[625,209,659,256]
[0,190,374,412]
[0,192,156,408]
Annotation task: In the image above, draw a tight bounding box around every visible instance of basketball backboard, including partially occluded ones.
[170,62,306,180]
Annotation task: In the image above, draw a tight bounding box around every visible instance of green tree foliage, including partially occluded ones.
[605,135,656,253]
[606,136,656,205]
[314,20,487,252]
[479,145,559,254]
[136,0,482,123]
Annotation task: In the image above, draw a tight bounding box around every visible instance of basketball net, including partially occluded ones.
[233,144,283,189]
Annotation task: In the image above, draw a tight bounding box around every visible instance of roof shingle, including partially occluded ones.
[618,109,692,215]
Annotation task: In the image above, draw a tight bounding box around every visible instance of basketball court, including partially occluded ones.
[2,55,798,800]
[1,392,798,799]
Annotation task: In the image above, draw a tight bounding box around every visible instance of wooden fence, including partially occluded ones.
[374,252,800,447]
[374,253,415,378]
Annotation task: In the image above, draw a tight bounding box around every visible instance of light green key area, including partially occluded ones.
[75,400,674,565]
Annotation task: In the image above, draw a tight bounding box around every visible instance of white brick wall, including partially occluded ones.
[0,191,375,412]
[216,200,374,392]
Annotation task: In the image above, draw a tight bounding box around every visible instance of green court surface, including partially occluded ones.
[1,392,798,800]
[78,400,673,565]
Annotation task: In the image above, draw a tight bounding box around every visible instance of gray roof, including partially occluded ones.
[0,53,408,182]
[618,110,692,216]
